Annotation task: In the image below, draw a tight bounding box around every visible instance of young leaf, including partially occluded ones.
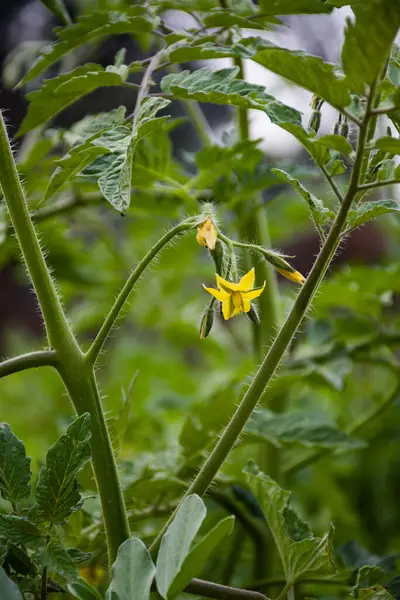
[20,7,157,85]
[39,0,71,24]
[167,516,235,599]
[160,67,301,127]
[314,134,353,157]
[252,46,350,110]
[156,495,207,599]
[203,11,281,29]
[0,423,31,505]
[347,200,400,231]
[64,106,127,146]
[68,579,103,600]
[245,462,335,584]
[258,0,332,14]
[272,169,333,225]
[40,543,78,581]
[0,514,42,546]
[106,538,155,600]
[245,409,366,450]
[375,137,400,155]
[0,568,23,600]
[341,0,400,94]
[18,64,130,136]
[31,413,91,526]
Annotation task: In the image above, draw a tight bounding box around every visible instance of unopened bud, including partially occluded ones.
[200,301,215,339]
[333,113,343,135]
[340,118,349,139]
[210,239,226,276]
[309,110,321,133]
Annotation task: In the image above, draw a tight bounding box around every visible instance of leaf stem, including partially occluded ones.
[86,221,194,364]
[357,178,399,191]
[0,351,58,379]
[150,75,377,553]
[319,163,345,204]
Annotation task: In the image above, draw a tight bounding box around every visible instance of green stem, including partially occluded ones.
[0,111,129,565]
[357,178,398,191]
[86,221,194,364]
[0,351,57,379]
[150,78,377,553]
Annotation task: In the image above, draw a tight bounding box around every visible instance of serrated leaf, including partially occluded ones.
[245,462,335,584]
[161,67,301,127]
[40,543,78,581]
[342,0,400,94]
[39,0,71,24]
[167,516,235,599]
[348,200,400,231]
[67,548,92,564]
[68,579,102,600]
[375,137,400,154]
[272,169,333,225]
[18,64,130,136]
[32,414,91,526]
[245,409,366,450]
[252,46,350,109]
[0,568,23,600]
[0,514,42,546]
[64,106,127,146]
[21,7,157,85]
[0,423,31,505]
[156,495,207,599]
[106,538,155,600]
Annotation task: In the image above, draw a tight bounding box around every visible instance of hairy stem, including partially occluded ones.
[86,221,194,364]
[0,111,129,565]
[185,578,270,600]
[0,351,58,379]
[150,79,377,552]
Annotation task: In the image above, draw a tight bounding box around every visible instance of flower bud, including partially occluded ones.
[340,118,349,139]
[210,238,226,276]
[333,113,342,135]
[200,301,215,339]
[309,110,321,133]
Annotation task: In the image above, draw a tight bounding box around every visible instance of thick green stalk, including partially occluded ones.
[150,80,376,552]
[0,111,129,564]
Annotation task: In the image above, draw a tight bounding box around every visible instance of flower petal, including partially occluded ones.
[277,268,306,284]
[203,284,230,302]
[216,273,239,292]
[242,297,251,313]
[242,281,266,301]
[222,296,236,320]
[237,268,255,291]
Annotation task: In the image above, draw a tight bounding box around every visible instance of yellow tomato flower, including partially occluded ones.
[276,268,306,284]
[196,217,217,250]
[79,565,105,586]
[203,268,265,320]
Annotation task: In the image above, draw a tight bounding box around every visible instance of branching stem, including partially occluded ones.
[0,351,58,379]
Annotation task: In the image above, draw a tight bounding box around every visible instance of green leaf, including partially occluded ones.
[358,588,394,600]
[21,7,157,85]
[258,0,332,14]
[156,495,207,599]
[64,106,127,146]
[78,97,171,212]
[31,414,91,526]
[252,46,350,109]
[67,548,92,565]
[0,423,31,505]
[375,137,400,154]
[68,579,102,600]
[341,0,400,94]
[0,514,42,546]
[203,11,281,29]
[18,64,130,136]
[314,134,353,156]
[39,0,71,24]
[245,409,366,450]
[272,169,333,225]
[160,67,301,127]
[280,123,330,167]
[245,462,335,584]
[0,568,22,600]
[40,543,78,581]
[167,516,235,599]
[106,538,155,600]
[348,200,400,231]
